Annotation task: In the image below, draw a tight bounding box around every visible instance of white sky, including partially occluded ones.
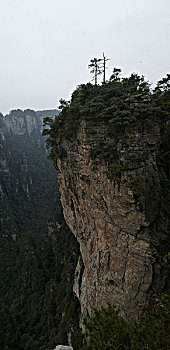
[0,0,170,115]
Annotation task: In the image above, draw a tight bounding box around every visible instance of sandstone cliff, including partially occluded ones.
[46,79,170,322]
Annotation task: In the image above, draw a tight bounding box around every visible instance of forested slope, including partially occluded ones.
[0,110,80,350]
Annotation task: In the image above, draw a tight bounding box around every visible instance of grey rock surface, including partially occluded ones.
[54,116,169,322]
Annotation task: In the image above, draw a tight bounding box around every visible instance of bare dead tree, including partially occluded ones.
[101,52,110,84]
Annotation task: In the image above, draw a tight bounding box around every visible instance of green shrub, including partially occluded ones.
[75,296,170,350]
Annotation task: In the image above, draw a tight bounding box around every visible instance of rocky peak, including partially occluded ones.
[2,109,59,136]
[46,80,170,322]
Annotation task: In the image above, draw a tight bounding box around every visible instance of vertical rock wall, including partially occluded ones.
[55,118,169,322]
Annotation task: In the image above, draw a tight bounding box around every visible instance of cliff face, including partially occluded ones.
[53,108,169,322]
[3,112,40,135]
[0,109,58,235]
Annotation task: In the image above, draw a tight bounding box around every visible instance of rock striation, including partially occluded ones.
[54,113,169,322]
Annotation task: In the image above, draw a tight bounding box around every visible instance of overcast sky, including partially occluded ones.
[0,0,170,115]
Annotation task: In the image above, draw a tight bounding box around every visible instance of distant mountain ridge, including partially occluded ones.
[36,109,60,117]
[1,108,60,135]
[3,108,60,118]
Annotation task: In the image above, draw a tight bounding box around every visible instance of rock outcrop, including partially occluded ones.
[54,114,169,322]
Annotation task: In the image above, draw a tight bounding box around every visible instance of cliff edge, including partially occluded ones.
[44,74,170,322]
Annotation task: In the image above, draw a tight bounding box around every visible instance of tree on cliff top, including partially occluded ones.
[88,58,102,85]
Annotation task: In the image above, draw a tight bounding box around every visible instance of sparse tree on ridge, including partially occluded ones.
[88,57,102,85]
[88,54,110,84]
[154,74,170,93]
[110,67,122,82]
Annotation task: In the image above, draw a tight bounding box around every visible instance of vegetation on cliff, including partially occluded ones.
[43,71,170,207]
[1,67,169,349]
[43,71,169,152]
[43,71,170,349]
[72,295,170,350]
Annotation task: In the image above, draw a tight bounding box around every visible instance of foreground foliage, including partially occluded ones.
[72,296,170,350]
